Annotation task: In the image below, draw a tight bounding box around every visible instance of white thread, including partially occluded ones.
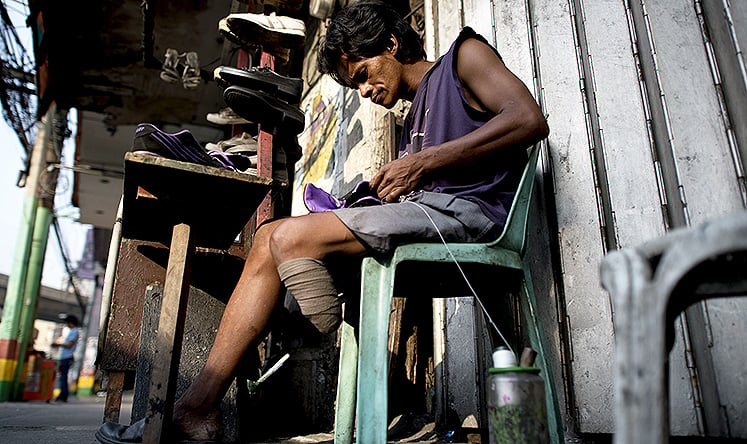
[406,201,515,356]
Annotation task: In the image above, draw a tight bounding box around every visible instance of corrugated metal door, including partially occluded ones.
[427,0,747,437]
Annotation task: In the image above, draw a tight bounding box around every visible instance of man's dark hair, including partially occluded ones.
[64,315,79,327]
[317,1,425,87]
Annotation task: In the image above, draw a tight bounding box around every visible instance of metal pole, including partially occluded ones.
[97,195,123,362]
[11,206,54,400]
[9,106,62,401]
[0,105,54,401]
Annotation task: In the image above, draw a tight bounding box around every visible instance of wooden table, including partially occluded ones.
[120,152,274,443]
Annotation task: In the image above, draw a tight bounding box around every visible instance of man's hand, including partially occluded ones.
[370,154,427,202]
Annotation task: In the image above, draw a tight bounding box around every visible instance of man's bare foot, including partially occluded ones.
[172,406,224,442]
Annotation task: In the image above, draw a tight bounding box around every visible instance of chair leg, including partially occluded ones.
[521,265,564,444]
[356,256,395,444]
[600,249,667,444]
[334,313,358,444]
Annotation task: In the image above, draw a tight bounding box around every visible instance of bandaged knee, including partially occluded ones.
[277,258,342,334]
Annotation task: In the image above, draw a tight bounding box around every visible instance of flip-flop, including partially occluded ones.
[160,48,181,83]
[182,51,201,90]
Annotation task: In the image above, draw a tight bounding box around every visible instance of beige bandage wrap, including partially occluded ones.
[277,258,343,334]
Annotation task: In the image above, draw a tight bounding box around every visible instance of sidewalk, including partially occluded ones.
[0,392,465,443]
[0,392,133,444]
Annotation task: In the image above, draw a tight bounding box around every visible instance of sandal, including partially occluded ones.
[182,51,201,90]
[159,48,181,83]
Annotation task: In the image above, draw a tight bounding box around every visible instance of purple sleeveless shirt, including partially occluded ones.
[399,27,527,228]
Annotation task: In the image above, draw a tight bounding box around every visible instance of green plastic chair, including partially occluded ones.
[333,144,563,443]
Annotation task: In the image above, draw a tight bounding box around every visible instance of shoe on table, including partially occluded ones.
[211,151,284,183]
[224,86,305,137]
[207,150,259,173]
[206,132,258,153]
[214,66,303,104]
[218,20,292,62]
[225,145,258,157]
[132,123,223,169]
[206,107,252,126]
[221,12,305,50]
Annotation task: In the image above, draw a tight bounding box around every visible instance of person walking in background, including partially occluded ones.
[51,315,79,403]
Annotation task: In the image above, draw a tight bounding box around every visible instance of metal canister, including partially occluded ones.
[487,347,549,444]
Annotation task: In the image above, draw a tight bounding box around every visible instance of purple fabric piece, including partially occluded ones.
[303,181,383,213]
[304,183,341,212]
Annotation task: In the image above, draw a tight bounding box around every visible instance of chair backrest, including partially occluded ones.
[491,144,541,255]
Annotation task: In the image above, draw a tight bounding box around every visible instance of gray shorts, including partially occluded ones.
[332,191,501,254]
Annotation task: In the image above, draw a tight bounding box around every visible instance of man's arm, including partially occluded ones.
[371,37,548,202]
[52,329,78,349]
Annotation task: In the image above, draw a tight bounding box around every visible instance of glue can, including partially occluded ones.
[487,347,549,444]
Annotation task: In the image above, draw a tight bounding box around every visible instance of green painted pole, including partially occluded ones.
[0,198,37,401]
[0,111,52,401]
[11,206,55,400]
[10,106,63,401]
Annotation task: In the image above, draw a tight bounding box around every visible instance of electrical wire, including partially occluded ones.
[406,200,516,356]
[0,0,36,155]
[51,217,86,320]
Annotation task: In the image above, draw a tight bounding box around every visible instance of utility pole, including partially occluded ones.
[0,104,57,401]
[10,107,63,400]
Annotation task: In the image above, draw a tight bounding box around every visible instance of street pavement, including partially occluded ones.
[0,392,465,443]
[0,391,133,444]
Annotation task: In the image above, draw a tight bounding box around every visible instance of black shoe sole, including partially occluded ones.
[224,86,305,136]
[215,66,302,104]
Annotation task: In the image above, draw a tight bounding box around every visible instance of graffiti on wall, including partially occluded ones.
[293,82,364,215]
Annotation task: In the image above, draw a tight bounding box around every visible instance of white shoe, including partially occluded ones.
[223,12,305,49]
[218,18,292,62]
[206,107,251,126]
[206,132,258,152]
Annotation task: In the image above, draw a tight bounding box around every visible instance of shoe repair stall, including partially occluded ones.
[26,0,747,441]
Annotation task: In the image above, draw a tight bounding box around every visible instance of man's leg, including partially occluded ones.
[170,219,284,440]
[57,358,71,401]
[269,211,368,261]
[171,212,365,440]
